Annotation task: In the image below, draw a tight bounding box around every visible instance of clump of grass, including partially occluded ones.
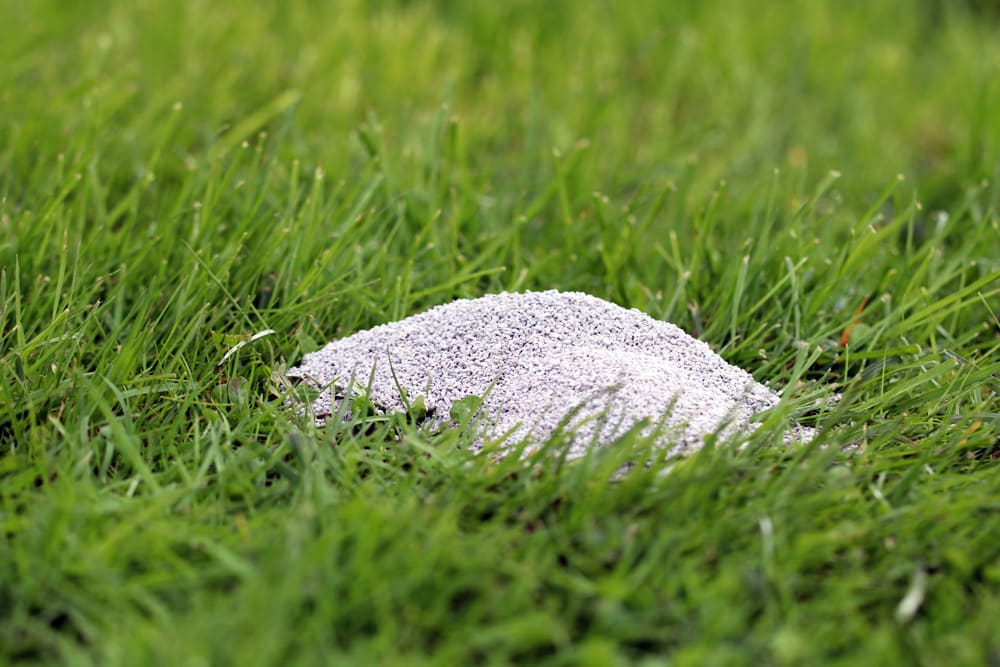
[1,1,999,664]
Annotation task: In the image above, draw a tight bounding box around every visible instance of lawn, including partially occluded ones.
[2,0,1000,664]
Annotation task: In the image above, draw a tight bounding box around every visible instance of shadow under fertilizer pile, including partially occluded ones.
[287,290,814,458]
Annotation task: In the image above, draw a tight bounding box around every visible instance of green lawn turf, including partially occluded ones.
[2,1,1000,664]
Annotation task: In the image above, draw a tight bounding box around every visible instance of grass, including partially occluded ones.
[2,0,999,664]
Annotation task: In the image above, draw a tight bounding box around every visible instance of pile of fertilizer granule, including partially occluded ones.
[288,290,812,458]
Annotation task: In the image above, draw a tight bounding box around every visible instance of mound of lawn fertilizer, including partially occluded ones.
[288,290,812,458]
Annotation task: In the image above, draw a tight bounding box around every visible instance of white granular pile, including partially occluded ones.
[288,290,810,458]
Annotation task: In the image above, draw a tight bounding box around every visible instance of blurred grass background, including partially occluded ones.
[6,1,999,201]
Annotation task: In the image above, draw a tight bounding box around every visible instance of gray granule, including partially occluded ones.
[288,290,811,458]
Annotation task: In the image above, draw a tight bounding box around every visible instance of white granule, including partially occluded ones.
[288,290,810,458]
